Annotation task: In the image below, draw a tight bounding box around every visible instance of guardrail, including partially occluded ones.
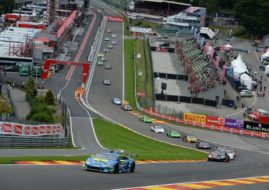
[0,136,69,147]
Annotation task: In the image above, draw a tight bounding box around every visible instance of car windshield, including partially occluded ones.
[92,153,118,160]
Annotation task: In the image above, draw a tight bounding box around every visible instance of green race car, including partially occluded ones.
[139,116,152,123]
[97,60,104,66]
[166,130,181,138]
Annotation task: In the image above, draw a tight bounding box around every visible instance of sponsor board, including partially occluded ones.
[243,121,269,133]
[0,122,64,136]
[224,118,244,129]
[205,116,225,128]
[106,16,125,22]
[184,113,206,124]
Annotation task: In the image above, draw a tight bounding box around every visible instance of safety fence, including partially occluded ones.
[142,108,269,140]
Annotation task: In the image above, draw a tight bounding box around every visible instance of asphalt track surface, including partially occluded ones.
[0,2,269,190]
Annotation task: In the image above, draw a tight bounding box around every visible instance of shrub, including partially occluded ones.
[45,90,55,105]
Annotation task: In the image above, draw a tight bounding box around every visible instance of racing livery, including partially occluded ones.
[83,150,136,173]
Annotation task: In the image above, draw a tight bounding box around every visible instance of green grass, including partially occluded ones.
[130,19,160,29]
[93,119,207,160]
[135,40,154,109]
[0,155,89,164]
[124,39,136,109]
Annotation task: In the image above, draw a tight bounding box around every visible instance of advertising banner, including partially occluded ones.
[39,126,45,135]
[205,116,225,128]
[24,126,31,136]
[0,122,64,136]
[243,121,269,133]
[184,113,206,124]
[106,16,125,22]
[224,118,244,129]
[14,124,23,135]
[1,123,13,134]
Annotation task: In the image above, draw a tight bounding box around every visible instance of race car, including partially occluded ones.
[166,130,181,138]
[103,79,111,85]
[208,150,230,162]
[139,115,152,123]
[112,97,121,105]
[196,141,211,149]
[83,150,136,173]
[121,101,132,111]
[215,146,236,160]
[150,125,165,133]
[183,135,198,143]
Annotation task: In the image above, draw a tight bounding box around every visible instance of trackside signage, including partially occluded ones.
[243,121,269,133]
[184,113,206,124]
[106,16,125,22]
[224,118,244,129]
[205,116,224,128]
[0,122,64,136]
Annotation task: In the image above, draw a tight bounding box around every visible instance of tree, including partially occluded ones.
[25,77,37,101]
[234,0,269,37]
[0,97,12,115]
[45,90,55,105]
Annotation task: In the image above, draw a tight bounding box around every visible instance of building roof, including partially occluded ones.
[137,0,191,6]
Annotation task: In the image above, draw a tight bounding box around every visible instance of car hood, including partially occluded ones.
[86,158,116,166]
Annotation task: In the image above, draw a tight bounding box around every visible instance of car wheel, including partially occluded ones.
[114,163,120,173]
[224,156,230,163]
[130,163,135,173]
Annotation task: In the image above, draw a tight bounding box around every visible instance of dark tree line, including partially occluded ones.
[190,0,268,37]
[0,0,15,14]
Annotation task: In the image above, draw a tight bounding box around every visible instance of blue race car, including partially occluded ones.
[83,150,136,173]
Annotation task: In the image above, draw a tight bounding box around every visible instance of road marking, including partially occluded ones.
[117,175,269,190]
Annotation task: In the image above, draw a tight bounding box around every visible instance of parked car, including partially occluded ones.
[139,116,152,123]
[112,33,117,38]
[208,150,230,162]
[104,37,110,41]
[240,90,253,97]
[108,44,113,49]
[112,98,121,105]
[196,141,211,149]
[107,29,112,33]
[183,135,198,143]
[103,79,111,85]
[166,130,181,138]
[150,125,165,133]
[112,40,117,45]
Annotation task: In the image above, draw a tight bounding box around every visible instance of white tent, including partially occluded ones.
[240,73,252,90]
[231,54,248,79]
[261,49,269,62]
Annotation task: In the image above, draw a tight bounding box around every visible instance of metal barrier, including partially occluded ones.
[0,136,69,147]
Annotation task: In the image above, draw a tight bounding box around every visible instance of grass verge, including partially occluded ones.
[93,119,207,160]
[135,40,154,109]
[0,155,89,164]
[124,39,136,109]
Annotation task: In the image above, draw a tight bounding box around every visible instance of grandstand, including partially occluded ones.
[176,38,223,95]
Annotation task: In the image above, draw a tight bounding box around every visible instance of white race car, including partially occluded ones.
[216,147,236,160]
[150,125,165,133]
